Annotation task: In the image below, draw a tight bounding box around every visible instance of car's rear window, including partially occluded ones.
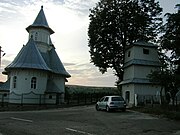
[111,97,124,101]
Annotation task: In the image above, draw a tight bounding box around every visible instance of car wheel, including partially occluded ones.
[106,106,110,112]
[96,104,100,111]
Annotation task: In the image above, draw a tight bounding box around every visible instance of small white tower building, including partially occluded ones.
[3,6,71,104]
[120,41,162,106]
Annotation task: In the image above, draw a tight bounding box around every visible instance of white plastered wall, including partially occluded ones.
[9,69,48,94]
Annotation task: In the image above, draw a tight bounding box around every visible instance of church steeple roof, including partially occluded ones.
[26,6,54,34]
[33,6,49,27]
[5,37,50,71]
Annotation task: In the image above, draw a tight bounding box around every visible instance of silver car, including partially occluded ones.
[96,96,126,112]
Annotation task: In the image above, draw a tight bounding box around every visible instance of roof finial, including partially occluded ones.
[41,5,43,9]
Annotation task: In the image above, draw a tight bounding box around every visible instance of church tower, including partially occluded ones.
[3,6,70,104]
[26,6,54,53]
[120,41,162,106]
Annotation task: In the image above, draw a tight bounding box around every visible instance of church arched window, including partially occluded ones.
[31,77,37,89]
[13,76,17,88]
[35,32,38,41]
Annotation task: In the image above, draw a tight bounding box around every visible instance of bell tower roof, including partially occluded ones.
[26,6,54,34]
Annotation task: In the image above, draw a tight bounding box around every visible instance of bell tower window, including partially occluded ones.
[143,48,149,55]
[31,77,37,89]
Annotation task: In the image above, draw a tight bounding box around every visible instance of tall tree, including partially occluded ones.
[159,5,180,104]
[161,4,180,74]
[88,0,162,84]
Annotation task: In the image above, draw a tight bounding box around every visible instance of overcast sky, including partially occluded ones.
[0,0,179,87]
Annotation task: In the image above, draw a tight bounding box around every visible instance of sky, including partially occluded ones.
[0,0,179,87]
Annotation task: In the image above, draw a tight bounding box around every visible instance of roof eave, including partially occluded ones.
[26,25,54,34]
[5,67,50,73]
[50,71,71,78]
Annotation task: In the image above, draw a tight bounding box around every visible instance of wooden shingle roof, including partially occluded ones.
[5,37,50,71]
[26,6,54,34]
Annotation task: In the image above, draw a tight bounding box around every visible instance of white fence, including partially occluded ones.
[0,91,63,106]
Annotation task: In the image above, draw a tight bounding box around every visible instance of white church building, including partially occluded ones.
[120,41,162,106]
[1,6,71,104]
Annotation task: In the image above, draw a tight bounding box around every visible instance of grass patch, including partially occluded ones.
[131,105,180,121]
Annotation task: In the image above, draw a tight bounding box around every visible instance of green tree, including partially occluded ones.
[148,68,174,104]
[88,0,162,84]
[149,5,180,105]
[161,5,180,72]
[160,4,180,104]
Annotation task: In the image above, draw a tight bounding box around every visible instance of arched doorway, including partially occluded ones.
[125,91,130,103]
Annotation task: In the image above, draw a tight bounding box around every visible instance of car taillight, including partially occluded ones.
[110,102,114,105]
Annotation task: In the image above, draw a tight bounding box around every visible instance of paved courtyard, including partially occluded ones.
[0,105,180,135]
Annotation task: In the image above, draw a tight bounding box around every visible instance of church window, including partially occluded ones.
[31,77,37,89]
[47,36,50,44]
[13,76,17,88]
[35,32,38,41]
[143,48,149,54]
[125,91,130,103]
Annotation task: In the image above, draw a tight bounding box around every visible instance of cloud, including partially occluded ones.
[63,0,97,15]
[66,62,117,87]
[1,59,11,67]
[0,1,22,23]
[63,62,76,66]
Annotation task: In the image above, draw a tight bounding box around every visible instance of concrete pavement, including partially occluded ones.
[0,105,179,135]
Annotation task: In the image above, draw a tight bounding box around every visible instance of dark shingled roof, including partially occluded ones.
[125,40,158,50]
[5,37,50,71]
[49,46,71,77]
[5,38,71,77]
[124,59,162,68]
[26,6,54,34]
[119,78,154,85]
[133,40,157,47]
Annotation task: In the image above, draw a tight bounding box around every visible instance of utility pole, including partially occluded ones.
[0,46,6,68]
